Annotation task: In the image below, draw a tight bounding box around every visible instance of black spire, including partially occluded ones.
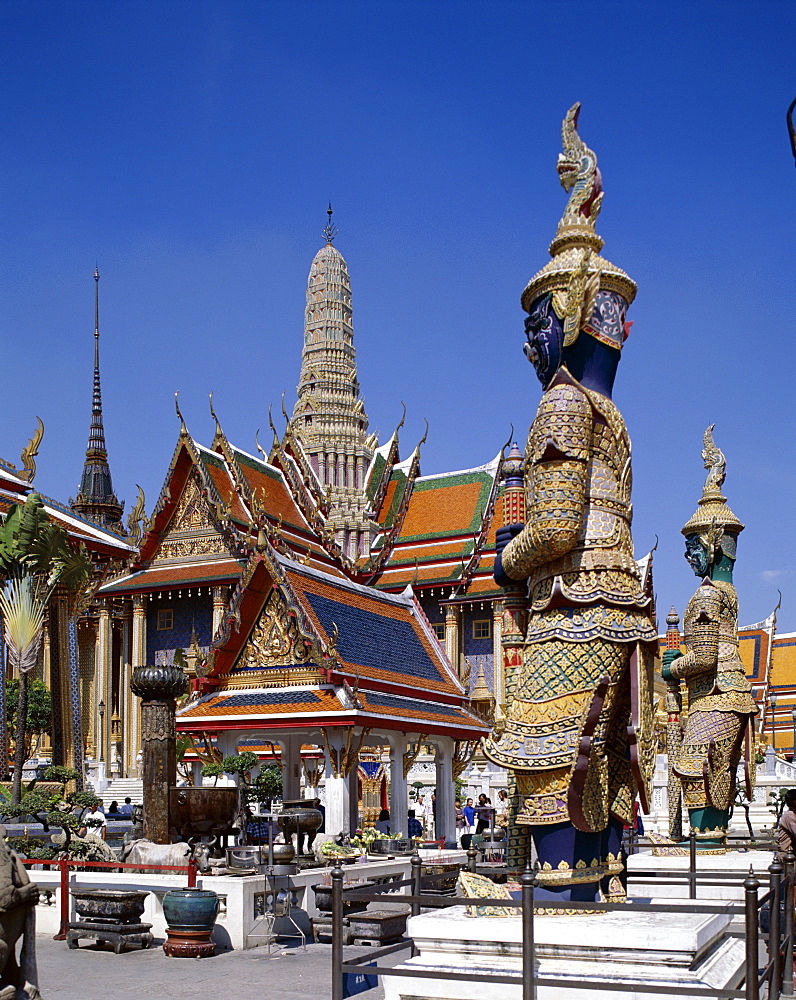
[70,267,124,531]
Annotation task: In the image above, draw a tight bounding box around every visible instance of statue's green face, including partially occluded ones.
[684,534,710,577]
[523,293,564,387]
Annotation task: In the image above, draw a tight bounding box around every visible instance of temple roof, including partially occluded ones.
[370,455,501,596]
[176,544,486,739]
[0,466,133,560]
[100,556,243,595]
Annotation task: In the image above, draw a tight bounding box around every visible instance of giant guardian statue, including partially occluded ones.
[483,104,657,903]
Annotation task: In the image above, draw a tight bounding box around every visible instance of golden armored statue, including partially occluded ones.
[483,104,657,903]
[662,427,757,848]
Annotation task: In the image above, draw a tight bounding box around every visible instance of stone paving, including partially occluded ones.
[36,935,389,999]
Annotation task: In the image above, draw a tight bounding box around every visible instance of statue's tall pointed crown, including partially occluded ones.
[521,103,637,349]
[681,425,744,539]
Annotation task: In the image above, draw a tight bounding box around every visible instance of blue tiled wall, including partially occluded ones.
[146,593,214,666]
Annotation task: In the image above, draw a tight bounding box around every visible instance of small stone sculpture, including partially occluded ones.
[0,828,41,999]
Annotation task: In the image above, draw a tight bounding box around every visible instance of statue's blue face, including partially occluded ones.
[684,534,710,577]
[524,293,563,387]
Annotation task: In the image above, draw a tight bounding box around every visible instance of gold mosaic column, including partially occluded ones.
[96,598,112,764]
[128,595,147,776]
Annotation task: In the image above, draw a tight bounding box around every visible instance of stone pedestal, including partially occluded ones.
[383,903,744,1000]
[627,848,774,900]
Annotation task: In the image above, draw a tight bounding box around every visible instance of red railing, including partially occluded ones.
[18,855,198,939]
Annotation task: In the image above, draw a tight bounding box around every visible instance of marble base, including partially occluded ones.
[627,848,774,900]
[382,901,744,1000]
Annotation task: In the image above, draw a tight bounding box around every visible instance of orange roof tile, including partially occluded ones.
[101,558,244,594]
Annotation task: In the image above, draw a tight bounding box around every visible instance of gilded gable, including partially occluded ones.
[227,588,318,689]
[153,475,232,562]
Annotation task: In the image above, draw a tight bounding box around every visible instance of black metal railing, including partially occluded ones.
[331,847,796,1000]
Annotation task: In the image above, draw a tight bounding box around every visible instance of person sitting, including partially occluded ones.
[374,809,390,835]
[106,800,120,817]
[407,809,423,839]
[118,797,134,817]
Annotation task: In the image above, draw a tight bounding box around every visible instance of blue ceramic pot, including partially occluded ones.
[162,889,219,932]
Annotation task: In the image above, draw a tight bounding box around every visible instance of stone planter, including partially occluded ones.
[72,889,149,924]
[162,888,220,958]
[311,883,368,915]
[370,838,413,855]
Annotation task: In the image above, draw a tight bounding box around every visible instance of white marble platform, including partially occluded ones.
[627,847,776,900]
[383,901,745,1000]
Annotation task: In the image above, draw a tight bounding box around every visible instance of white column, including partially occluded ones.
[433,737,455,847]
[388,736,408,837]
[324,754,351,838]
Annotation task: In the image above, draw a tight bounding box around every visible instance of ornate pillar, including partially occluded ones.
[120,601,132,775]
[96,599,112,764]
[496,443,531,874]
[444,604,460,675]
[130,663,188,843]
[322,729,360,836]
[211,587,228,634]
[433,737,455,847]
[55,592,73,769]
[492,601,504,721]
[128,595,147,776]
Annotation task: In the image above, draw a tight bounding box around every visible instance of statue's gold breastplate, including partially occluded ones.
[527,386,642,606]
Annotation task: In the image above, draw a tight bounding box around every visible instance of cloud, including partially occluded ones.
[760,569,790,582]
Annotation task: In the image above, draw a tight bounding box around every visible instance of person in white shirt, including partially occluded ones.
[80,804,107,841]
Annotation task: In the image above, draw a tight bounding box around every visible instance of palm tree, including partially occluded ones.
[0,494,91,802]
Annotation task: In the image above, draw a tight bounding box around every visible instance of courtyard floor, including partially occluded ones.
[36,935,388,999]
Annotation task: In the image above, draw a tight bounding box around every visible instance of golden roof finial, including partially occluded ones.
[322,203,338,245]
[174,391,188,437]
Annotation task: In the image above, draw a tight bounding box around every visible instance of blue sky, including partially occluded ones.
[1,1,794,629]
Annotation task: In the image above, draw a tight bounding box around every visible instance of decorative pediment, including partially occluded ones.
[227,588,318,688]
[153,475,232,563]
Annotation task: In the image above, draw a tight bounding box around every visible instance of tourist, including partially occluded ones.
[455,799,467,845]
[118,796,134,817]
[107,800,120,817]
[463,797,475,832]
[777,789,796,858]
[421,791,434,838]
[496,789,509,830]
[80,803,107,840]
[407,809,423,839]
[475,794,493,836]
[374,809,390,834]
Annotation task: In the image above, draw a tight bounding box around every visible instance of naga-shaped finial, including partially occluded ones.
[557,102,603,234]
[701,424,726,499]
[127,485,147,547]
[18,417,44,483]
